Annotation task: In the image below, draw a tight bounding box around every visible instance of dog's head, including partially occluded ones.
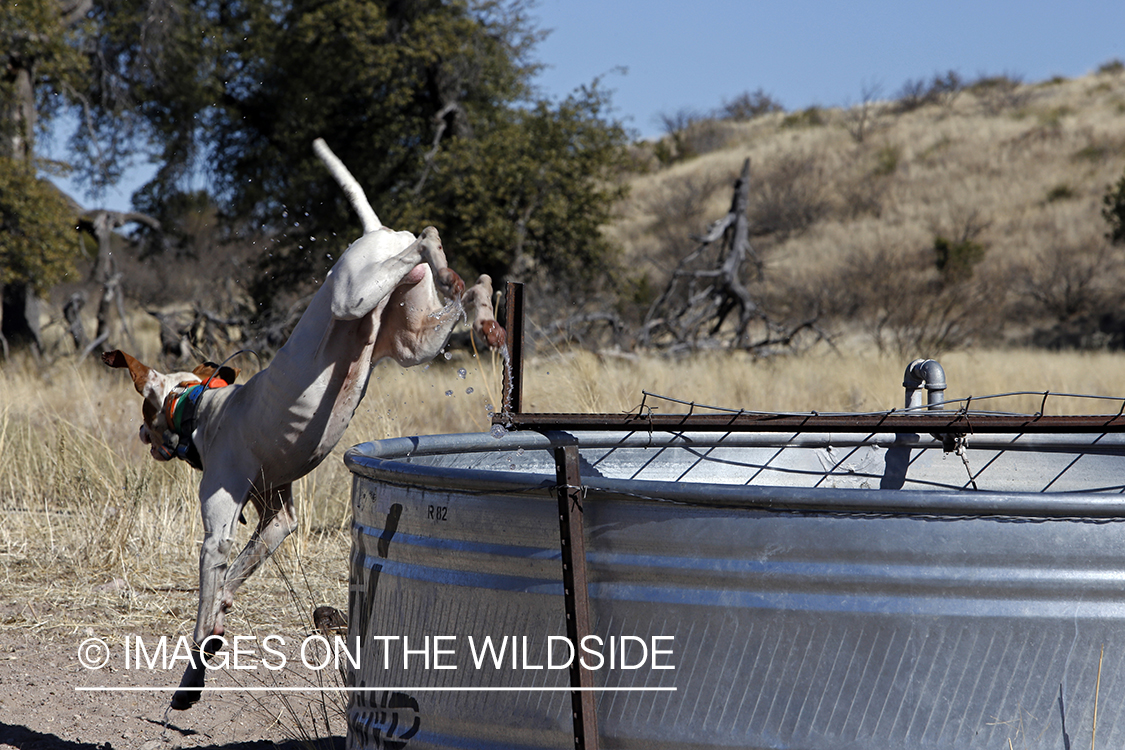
[102,350,239,461]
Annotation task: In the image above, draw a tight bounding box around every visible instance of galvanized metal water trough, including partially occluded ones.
[343,284,1125,750]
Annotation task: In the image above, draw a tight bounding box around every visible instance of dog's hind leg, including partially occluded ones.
[169,484,294,710]
[171,477,250,711]
[330,226,462,320]
[221,483,297,604]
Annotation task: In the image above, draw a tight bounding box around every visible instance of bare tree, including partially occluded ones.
[76,209,162,351]
[843,81,884,144]
[639,158,825,352]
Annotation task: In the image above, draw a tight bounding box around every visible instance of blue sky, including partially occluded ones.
[51,0,1125,211]
[533,0,1125,137]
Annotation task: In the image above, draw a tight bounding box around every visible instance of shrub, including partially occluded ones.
[829,240,1000,356]
[748,154,830,238]
[654,109,730,165]
[1097,58,1124,75]
[969,72,1029,114]
[780,106,825,129]
[1019,239,1117,321]
[893,70,962,112]
[645,173,725,265]
[873,144,901,176]
[894,78,930,112]
[1105,170,1125,245]
[1074,142,1113,163]
[1045,183,1075,203]
[933,234,987,285]
[720,89,783,121]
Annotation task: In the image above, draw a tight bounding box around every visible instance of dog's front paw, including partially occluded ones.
[479,319,507,349]
[436,268,465,298]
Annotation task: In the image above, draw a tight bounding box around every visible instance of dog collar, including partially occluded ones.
[161,377,230,470]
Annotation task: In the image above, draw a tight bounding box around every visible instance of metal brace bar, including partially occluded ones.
[554,442,599,750]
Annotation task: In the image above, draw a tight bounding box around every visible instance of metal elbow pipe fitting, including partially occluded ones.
[903,359,946,411]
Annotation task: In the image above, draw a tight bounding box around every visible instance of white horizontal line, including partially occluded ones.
[76,686,676,693]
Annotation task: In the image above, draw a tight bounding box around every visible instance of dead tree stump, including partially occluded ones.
[640,158,763,350]
[639,158,825,353]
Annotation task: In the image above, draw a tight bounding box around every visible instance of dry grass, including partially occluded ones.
[6,345,1125,644]
[3,342,1124,743]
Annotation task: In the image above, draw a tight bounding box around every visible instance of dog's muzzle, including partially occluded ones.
[141,424,178,461]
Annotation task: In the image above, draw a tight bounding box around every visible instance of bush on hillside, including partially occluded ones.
[720,89,784,121]
[1105,170,1125,245]
[1097,58,1124,75]
[893,70,963,113]
[748,154,830,238]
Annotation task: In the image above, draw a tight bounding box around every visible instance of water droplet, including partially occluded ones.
[443,352,452,360]
[465,387,473,394]
[445,390,454,397]
[457,368,467,379]
[516,447,525,456]
[489,424,507,439]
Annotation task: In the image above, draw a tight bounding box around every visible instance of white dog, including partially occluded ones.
[105,138,504,709]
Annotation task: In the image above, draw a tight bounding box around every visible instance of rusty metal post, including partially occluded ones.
[501,281,525,418]
[554,442,599,750]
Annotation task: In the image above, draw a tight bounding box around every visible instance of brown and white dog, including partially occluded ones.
[105,138,504,710]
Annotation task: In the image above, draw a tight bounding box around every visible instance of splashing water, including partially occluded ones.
[498,343,514,426]
[457,368,467,379]
[489,424,507,439]
[428,296,465,324]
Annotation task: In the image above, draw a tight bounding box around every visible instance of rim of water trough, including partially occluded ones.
[344,430,1125,520]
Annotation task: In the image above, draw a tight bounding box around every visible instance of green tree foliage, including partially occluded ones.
[933,233,986,285]
[1,4,87,348]
[1106,170,1125,246]
[85,0,629,310]
[406,85,631,285]
[0,157,78,292]
[0,2,89,161]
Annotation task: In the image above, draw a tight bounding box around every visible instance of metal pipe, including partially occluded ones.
[903,359,946,411]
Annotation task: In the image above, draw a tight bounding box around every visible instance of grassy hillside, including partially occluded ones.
[612,67,1125,354]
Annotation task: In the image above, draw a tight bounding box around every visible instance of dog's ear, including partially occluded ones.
[102,350,155,396]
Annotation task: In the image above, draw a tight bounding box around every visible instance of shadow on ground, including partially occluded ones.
[0,722,344,750]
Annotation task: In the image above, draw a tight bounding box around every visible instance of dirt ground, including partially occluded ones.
[0,629,346,750]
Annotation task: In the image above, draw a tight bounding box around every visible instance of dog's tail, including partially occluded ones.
[313,138,381,234]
